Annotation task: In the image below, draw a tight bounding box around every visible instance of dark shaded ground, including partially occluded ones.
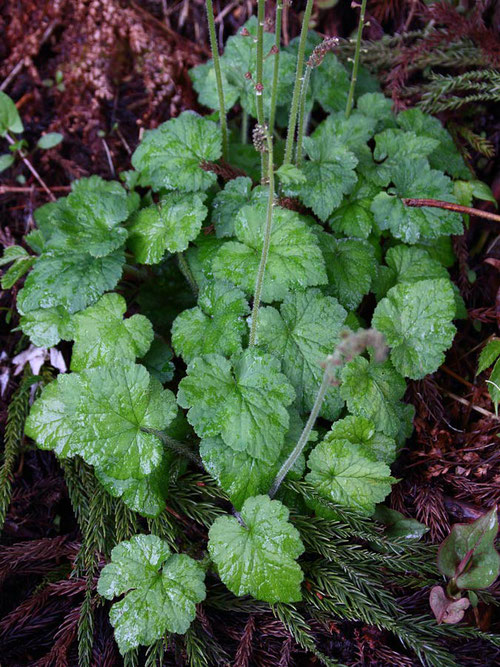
[0,1,499,665]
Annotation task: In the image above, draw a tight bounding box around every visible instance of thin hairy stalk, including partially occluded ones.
[283,0,314,164]
[177,252,199,297]
[255,0,266,128]
[295,64,312,165]
[205,0,228,160]
[269,369,330,498]
[0,371,32,530]
[270,329,388,497]
[403,198,500,222]
[249,132,274,346]
[269,0,284,133]
[6,133,55,200]
[345,0,368,119]
[241,109,249,143]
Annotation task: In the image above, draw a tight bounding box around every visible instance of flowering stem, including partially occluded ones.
[345,0,367,119]
[249,131,274,346]
[269,328,388,498]
[295,64,312,166]
[269,369,331,499]
[269,0,283,134]
[205,0,228,160]
[241,109,249,144]
[283,0,314,164]
[255,0,266,128]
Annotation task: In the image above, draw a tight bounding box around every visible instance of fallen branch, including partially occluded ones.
[402,198,500,223]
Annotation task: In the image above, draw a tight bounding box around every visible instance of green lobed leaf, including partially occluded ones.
[131,111,221,192]
[19,306,73,348]
[311,53,350,113]
[356,92,396,131]
[1,256,35,289]
[212,203,327,303]
[25,363,177,480]
[177,349,295,464]
[487,358,500,415]
[315,231,377,310]
[98,534,206,653]
[200,410,306,511]
[328,415,396,465]
[95,450,173,518]
[375,245,450,300]
[0,91,24,136]
[128,192,208,263]
[374,128,439,165]
[211,177,268,238]
[305,439,395,517]
[372,278,456,379]
[437,507,500,590]
[287,136,358,222]
[340,356,408,438]
[477,339,500,375]
[329,178,379,239]
[255,288,346,420]
[189,61,239,111]
[313,110,376,158]
[370,159,463,244]
[36,176,131,258]
[172,281,249,363]
[17,248,125,315]
[396,108,470,179]
[70,293,153,371]
[208,495,304,603]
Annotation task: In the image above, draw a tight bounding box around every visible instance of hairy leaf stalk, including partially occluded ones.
[269,0,284,134]
[345,0,368,118]
[283,0,314,164]
[269,329,388,498]
[295,64,312,166]
[249,131,275,346]
[205,0,228,160]
[255,0,266,127]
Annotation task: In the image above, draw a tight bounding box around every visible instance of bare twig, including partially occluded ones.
[402,198,500,223]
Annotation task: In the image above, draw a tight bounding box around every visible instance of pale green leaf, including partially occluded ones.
[200,410,306,510]
[329,178,379,239]
[255,288,346,420]
[208,495,304,603]
[36,176,131,258]
[312,110,376,157]
[70,293,153,371]
[340,356,408,438]
[0,91,23,135]
[25,363,177,479]
[396,108,470,179]
[177,350,295,463]
[211,177,268,238]
[212,203,327,303]
[371,159,463,244]
[375,245,450,299]
[19,306,73,348]
[316,231,376,309]
[357,92,396,131]
[128,193,208,263]
[17,248,125,315]
[172,281,249,363]
[98,534,206,653]
[372,278,456,379]
[328,415,396,464]
[288,136,358,221]
[306,439,395,517]
[189,62,239,111]
[131,111,221,192]
[1,256,35,289]
[311,53,350,113]
[0,153,14,172]
[487,358,500,415]
[37,132,63,149]
[478,339,500,375]
[95,450,173,518]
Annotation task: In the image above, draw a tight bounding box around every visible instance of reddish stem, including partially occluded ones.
[402,198,500,223]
